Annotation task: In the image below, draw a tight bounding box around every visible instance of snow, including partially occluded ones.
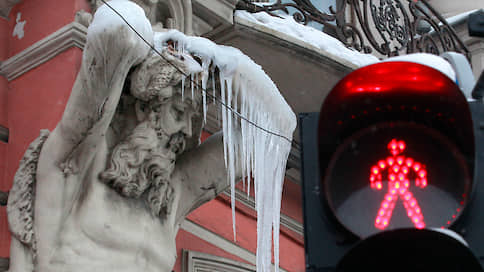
[431,228,468,247]
[88,0,152,46]
[234,10,379,67]
[234,10,459,82]
[443,9,479,25]
[87,0,152,68]
[155,30,296,272]
[382,53,456,82]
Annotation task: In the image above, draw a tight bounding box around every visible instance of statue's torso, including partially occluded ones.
[38,148,180,272]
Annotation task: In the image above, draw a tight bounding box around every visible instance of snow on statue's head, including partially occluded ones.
[100,49,202,218]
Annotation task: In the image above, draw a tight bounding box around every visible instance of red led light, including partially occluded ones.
[405,158,414,167]
[398,141,405,150]
[378,160,386,169]
[387,157,395,166]
[371,139,427,230]
[421,178,427,187]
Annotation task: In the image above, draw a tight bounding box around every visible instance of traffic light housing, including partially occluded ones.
[300,61,484,271]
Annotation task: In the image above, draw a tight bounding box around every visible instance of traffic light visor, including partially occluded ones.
[337,228,483,272]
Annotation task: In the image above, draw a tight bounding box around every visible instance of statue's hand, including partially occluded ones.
[86,1,153,71]
[129,50,199,102]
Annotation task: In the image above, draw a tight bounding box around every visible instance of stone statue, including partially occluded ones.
[6,2,240,271]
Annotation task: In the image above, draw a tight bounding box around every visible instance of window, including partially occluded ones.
[182,250,256,272]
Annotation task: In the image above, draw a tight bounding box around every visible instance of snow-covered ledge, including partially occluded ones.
[443,9,484,79]
[206,10,379,174]
[234,11,379,69]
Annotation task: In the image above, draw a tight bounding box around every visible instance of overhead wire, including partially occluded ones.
[98,0,293,143]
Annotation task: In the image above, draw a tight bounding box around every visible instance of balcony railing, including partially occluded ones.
[236,0,470,60]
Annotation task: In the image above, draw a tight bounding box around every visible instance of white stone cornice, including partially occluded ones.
[0,22,87,81]
[0,0,20,19]
[182,250,256,272]
[181,220,288,272]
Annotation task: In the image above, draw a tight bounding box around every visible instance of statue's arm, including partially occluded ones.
[32,3,153,262]
[49,16,153,170]
[174,131,243,219]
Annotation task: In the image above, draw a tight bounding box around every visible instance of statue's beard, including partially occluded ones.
[99,121,186,218]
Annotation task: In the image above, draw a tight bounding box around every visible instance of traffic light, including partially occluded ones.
[300,60,484,271]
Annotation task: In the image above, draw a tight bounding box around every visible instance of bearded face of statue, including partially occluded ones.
[100,52,201,218]
[141,93,199,155]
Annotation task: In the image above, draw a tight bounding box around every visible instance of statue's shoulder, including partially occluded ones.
[7,129,50,259]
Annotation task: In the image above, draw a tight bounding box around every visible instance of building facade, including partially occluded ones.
[0,0,482,271]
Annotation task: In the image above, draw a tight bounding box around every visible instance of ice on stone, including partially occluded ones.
[154,29,296,272]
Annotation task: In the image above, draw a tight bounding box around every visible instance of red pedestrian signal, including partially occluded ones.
[371,139,426,230]
[299,59,484,271]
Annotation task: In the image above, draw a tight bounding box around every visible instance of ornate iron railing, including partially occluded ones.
[236,0,470,60]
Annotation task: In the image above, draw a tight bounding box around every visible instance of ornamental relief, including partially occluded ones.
[89,0,192,33]
[0,0,21,19]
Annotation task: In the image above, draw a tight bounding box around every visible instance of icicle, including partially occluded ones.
[153,30,296,272]
[201,58,210,124]
[239,84,248,192]
[211,68,216,105]
[181,76,185,101]
[190,73,194,100]
[202,89,207,124]
[216,70,222,128]
[220,77,228,169]
[225,76,237,242]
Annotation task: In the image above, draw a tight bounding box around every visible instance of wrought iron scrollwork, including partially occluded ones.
[236,0,342,30]
[236,0,470,60]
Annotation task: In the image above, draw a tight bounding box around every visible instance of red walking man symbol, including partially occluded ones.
[370,139,428,230]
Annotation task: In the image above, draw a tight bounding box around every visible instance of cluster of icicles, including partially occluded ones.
[155,30,296,272]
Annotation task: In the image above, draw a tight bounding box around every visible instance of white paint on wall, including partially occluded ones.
[12,12,26,39]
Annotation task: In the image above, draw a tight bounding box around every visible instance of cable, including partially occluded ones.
[99,0,293,143]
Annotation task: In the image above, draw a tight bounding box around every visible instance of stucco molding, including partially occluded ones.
[0,0,20,19]
[182,250,256,272]
[180,219,257,265]
[180,220,288,272]
[0,22,87,81]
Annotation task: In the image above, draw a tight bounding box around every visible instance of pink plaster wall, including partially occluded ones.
[0,16,8,126]
[0,0,90,256]
[6,0,90,57]
[281,180,303,224]
[186,195,305,271]
[0,143,7,257]
[0,47,83,256]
